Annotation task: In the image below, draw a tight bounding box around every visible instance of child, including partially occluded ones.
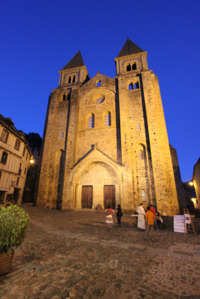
[105,206,114,228]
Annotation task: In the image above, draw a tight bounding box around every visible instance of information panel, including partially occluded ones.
[174,215,186,233]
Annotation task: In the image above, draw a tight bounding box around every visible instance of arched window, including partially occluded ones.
[60,132,64,138]
[105,112,111,126]
[88,114,94,129]
[132,63,137,70]
[96,80,101,87]
[134,82,139,89]
[141,190,146,201]
[72,75,76,83]
[128,83,133,90]
[139,150,144,160]
[136,123,141,131]
[127,64,131,71]
[62,94,66,101]
[68,76,71,84]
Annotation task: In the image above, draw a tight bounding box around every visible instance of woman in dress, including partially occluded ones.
[105,206,114,228]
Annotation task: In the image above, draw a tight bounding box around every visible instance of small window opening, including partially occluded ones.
[23,147,26,157]
[105,112,111,127]
[68,76,71,84]
[0,129,9,143]
[72,75,76,83]
[63,94,66,101]
[88,114,94,129]
[1,151,8,165]
[134,82,139,89]
[14,138,21,150]
[18,163,22,175]
[139,150,144,160]
[128,83,133,90]
[132,63,137,70]
[96,80,101,87]
[60,132,64,138]
[141,190,146,201]
[136,123,141,131]
[127,64,131,71]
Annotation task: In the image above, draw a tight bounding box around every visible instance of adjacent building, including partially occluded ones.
[23,133,42,204]
[0,114,31,205]
[36,38,179,215]
[170,145,187,213]
[193,158,200,209]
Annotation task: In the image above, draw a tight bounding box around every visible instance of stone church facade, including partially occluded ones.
[36,38,179,216]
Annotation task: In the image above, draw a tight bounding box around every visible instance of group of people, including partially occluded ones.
[137,203,163,240]
[104,203,163,241]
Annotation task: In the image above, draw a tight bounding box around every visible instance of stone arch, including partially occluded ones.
[68,155,123,210]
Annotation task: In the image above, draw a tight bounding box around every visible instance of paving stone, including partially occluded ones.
[0,206,200,298]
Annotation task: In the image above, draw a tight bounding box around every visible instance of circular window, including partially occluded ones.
[96,97,104,104]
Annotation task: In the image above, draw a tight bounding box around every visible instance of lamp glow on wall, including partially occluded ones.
[30,158,35,165]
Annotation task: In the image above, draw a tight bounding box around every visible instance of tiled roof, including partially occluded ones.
[117,38,144,57]
[61,51,85,70]
[0,114,25,141]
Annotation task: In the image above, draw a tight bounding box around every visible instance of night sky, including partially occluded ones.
[1,0,200,182]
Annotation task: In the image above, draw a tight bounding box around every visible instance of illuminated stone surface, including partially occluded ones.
[36,39,179,215]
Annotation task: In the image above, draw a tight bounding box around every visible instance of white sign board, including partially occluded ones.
[184,214,191,224]
[174,215,186,233]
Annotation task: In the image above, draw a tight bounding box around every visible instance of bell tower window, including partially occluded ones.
[128,83,133,90]
[127,64,131,71]
[132,63,136,70]
[134,82,139,89]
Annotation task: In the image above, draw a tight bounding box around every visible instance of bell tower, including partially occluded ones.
[58,50,89,88]
[115,38,148,76]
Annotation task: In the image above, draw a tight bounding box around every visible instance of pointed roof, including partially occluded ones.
[61,51,85,70]
[117,38,144,57]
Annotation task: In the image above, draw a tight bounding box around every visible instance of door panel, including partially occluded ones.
[82,186,93,208]
[104,185,115,209]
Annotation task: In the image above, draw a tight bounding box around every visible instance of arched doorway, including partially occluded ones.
[75,161,119,209]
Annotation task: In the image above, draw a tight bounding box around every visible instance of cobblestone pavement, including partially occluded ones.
[0,206,200,299]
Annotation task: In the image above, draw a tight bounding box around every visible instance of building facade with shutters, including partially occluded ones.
[0,114,31,205]
[36,38,179,215]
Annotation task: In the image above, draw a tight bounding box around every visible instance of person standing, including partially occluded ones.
[116,204,123,227]
[136,203,146,230]
[145,206,155,241]
[150,204,158,231]
[105,206,114,228]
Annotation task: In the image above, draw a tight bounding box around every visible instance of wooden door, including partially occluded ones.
[104,185,115,209]
[82,186,93,208]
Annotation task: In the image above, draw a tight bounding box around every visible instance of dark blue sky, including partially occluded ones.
[1,0,200,182]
